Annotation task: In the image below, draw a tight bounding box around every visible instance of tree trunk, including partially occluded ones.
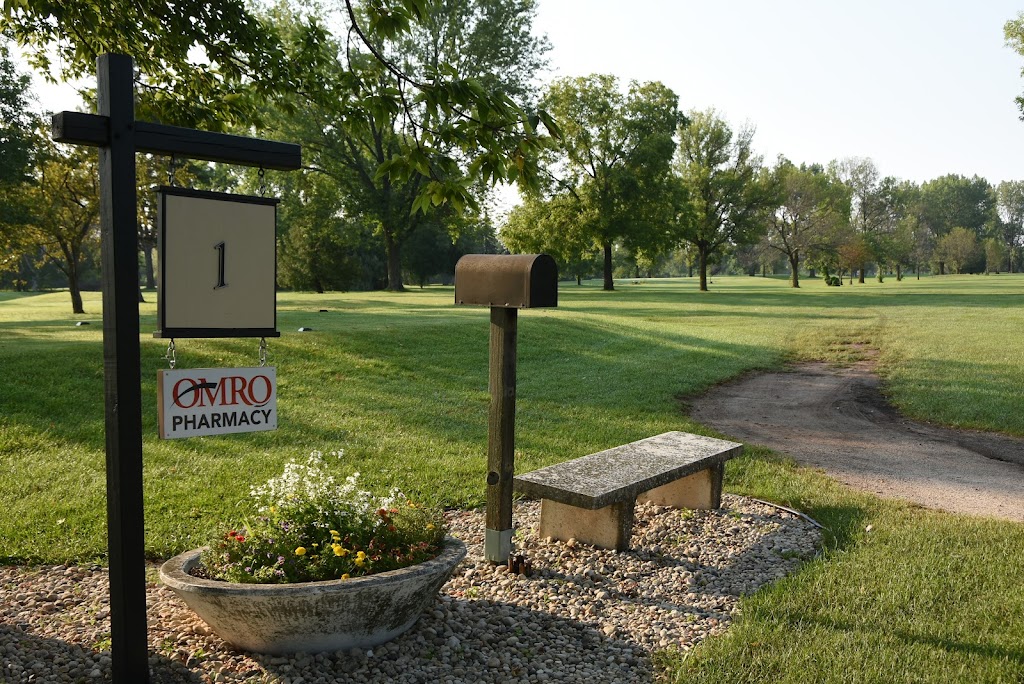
[602,241,614,291]
[938,261,946,275]
[698,249,709,291]
[877,264,884,283]
[789,253,800,288]
[576,274,582,285]
[687,262,693,278]
[858,263,865,284]
[896,264,902,281]
[69,278,85,314]
[384,229,405,292]
[142,245,156,288]
[137,288,145,303]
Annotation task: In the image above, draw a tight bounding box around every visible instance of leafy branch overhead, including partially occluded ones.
[1,0,559,212]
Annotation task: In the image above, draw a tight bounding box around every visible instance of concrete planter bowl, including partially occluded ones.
[159,536,467,655]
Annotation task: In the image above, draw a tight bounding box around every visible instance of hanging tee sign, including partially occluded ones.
[155,187,280,339]
[158,367,277,439]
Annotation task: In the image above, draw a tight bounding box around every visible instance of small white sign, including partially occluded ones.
[158,367,277,439]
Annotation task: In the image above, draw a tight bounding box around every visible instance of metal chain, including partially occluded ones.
[258,166,267,197]
[167,155,179,187]
[258,337,268,367]
[164,339,176,369]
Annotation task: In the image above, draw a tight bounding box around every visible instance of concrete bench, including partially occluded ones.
[513,431,743,551]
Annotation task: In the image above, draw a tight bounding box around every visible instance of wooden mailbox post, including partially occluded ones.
[454,254,558,563]
[52,54,300,683]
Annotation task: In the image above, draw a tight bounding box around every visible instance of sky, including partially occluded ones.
[530,0,1024,186]
[22,0,1024,190]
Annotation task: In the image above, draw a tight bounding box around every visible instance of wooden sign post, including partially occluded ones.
[52,53,300,683]
[453,254,558,563]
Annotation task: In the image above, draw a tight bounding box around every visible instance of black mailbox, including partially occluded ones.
[454,254,558,309]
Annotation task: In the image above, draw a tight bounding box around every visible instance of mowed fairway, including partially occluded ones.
[2,275,1023,682]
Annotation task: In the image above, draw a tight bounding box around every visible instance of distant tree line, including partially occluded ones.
[3,3,1024,313]
[504,90,1024,291]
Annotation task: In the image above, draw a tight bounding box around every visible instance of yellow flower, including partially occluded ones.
[341,574,350,580]
[295,546,307,556]
[332,544,347,557]
[354,551,367,567]
[426,523,435,530]
[329,529,339,536]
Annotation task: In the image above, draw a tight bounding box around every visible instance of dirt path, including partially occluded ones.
[690,361,1024,523]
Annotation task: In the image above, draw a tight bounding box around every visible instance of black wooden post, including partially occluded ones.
[53,53,301,683]
[96,53,149,682]
[485,307,517,562]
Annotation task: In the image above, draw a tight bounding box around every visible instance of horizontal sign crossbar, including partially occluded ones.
[51,111,302,170]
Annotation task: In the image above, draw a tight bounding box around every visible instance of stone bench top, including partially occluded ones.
[513,431,742,510]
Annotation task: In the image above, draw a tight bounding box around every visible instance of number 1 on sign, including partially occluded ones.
[214,241,227,289]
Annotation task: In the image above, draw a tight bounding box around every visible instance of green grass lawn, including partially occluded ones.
[2,274,1023,682]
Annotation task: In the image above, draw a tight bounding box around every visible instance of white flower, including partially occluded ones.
[250,453,402,523]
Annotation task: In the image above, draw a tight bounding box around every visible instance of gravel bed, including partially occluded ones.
[1,495,821,683]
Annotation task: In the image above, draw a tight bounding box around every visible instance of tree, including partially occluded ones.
[676,109,776,291]
[837,235,871,285]
[995,180,1024,272]
[3,0,298,129]
[984,237,1007,273]
[264,0,552,291]
[1005,13,1024,120]
[870,176,922,282]
[273,169,386,292]
[765,159,850,287]
[0,41,36,278]
[733,237,783,277]
[403,211,495,286]
[830,157,886,283]
[5,0,557,219]
[20,139,101,313]
[919,174,996,273]
[934,227,978,274]
[0,41,33,187]
[533,75,683,290]
[501,192,600,283]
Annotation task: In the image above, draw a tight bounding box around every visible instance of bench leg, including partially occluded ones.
[538,499,635,551]
[637,463,724,510]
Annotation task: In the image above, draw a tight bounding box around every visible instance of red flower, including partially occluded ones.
[235,536,245,543]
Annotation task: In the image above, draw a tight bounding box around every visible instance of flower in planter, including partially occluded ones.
[199,451,447,584]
